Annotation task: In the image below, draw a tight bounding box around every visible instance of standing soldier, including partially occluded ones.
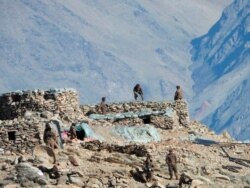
[144,154,153,182]
[166,149,178,180]
[174,85,183,101]
[140,154,153,182]
[69,123,77,140]
[99,97,107,114]
[43,123,59,151]
[133,84,144,101]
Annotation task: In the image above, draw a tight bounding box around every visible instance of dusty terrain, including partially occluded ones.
[0,91,249,188]
[1,120,250,188]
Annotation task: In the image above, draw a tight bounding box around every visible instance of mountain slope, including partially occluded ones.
[190,0,250,140]
[204,78,250,140]
[0,0,230,103]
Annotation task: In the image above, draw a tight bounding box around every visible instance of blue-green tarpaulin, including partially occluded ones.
[75,122,100,139]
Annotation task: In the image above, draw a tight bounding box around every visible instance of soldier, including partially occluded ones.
[166,149,178,180]
[174,85,183,101]
[178,173,193,188]
[43,123,59,150]
[69,123,77,140]
[133,84,144,101]
[144,154,153,182]
[99,97,107,114]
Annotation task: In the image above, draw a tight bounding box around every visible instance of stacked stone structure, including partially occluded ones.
[81,100,190,129]
[0,88,80,120]
[0,121,40,153]
[0,88,189,153]
[0,88,80,153]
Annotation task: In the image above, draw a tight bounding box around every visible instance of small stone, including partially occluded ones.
[3,183,20,188]
[190,179,203,188]
[214,174,230,181]
[69,155,80,166]
[70,177,84,187]
[35,177,48,185]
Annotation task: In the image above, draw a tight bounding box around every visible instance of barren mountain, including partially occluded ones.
[190,0,250,140]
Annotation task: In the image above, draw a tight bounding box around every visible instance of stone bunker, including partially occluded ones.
[0,88,190,153]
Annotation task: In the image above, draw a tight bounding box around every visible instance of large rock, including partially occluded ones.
[33,145,56,168]
[190,179,204,188]
[242,174,250,185]
[15,163,47,185]
[68,155,80,166]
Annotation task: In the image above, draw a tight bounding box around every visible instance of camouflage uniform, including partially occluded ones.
[133,84,144,101]
[99,97,107,114]
[144,155,153,182]
[69,124,77,139]
[174,86,183,101]
[43,124,58,150]
[166,150,178,180]
[178,173,192,188]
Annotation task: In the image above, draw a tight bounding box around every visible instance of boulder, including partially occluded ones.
[33,145,56,168]
[190,179,203,188]
[242,174,250,185]
[68,155,80,166]
[70,177,84,187]
[15,163,47,184]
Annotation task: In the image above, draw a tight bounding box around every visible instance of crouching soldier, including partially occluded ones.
[43,123,59,151]
[178,173,193,188]
[166,149,178,180]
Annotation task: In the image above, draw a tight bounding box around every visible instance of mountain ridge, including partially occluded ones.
[190,0,250,140]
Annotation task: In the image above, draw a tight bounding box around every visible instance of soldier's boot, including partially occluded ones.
[146,172,152,182]
[175,175,179,180]
[141,172,147,183]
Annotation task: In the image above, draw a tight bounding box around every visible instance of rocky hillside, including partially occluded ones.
[190,0,250,140]
[0,89,250,188]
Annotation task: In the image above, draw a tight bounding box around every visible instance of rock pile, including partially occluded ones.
[81,140,148,157]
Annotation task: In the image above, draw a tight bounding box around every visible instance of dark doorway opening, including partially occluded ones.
[8,131,16,141]
[143,116,151,124]
[76,130,86,140]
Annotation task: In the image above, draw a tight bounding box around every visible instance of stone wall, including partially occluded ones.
[0,88,80,120]
[0,88,80,153]
[0,120,40,153]
[81,100,190,128]
[0,88,190,153]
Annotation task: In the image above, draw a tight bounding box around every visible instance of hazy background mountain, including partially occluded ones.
[0,0,230,102]
[190,0,250,140]
[2,0,249,140]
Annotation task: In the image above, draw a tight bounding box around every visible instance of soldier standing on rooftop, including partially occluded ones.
[99,97,107,114]
[174,85,183,101]
[133,84,144,101]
